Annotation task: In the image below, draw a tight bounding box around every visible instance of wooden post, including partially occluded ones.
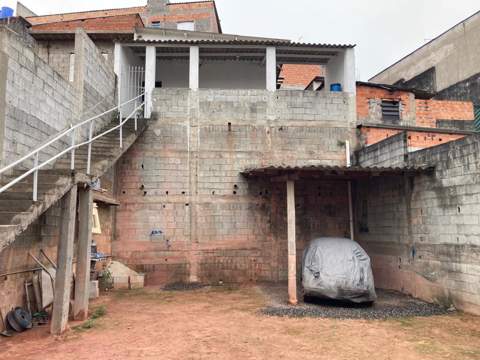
[286,180,298,305]
[51,186,78,335]
[73,186,93,320]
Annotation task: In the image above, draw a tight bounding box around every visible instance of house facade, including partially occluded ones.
[0,1,479,329]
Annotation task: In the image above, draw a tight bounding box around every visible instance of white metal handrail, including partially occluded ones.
[0,93,145,201]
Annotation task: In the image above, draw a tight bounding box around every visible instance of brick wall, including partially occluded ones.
[415,99,474,128]
[114,88,356,285]
[280,64,323,90]
[356,134,480,314]
[357,84,415,125]
[359,127,466,150]
[31,14,143,33]
[145,1,220,32]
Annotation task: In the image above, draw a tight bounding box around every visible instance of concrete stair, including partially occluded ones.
[0,118,146,252]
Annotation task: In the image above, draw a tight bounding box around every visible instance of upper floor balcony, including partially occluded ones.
[114,28,356,118]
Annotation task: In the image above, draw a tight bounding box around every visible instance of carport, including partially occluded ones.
[241,164,431,305]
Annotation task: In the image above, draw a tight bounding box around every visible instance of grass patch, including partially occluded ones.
[73,305,107,332]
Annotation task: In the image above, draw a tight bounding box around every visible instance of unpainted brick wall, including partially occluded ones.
[357,84,475,129]
[415,99,474,128]
[359,127,466,150]
[356,84,415,125]
[280,64,324,90]
[114,88,356,285]
[145,1,220,32]
[356,134,480,314]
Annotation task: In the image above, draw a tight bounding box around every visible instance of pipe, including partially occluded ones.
[0,267,42,278]
[346,140,354,240]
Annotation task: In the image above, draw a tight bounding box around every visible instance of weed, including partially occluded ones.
[73,305,107,332]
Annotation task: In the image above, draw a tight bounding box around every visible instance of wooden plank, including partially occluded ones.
[51,186,77,335]
[287,180,298,305]
[73,186,93,320]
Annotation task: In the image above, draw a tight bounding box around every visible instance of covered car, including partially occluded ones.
[302,237,377,303]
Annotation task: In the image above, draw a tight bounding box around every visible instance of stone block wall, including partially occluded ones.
[0,27,77,168]
[356,134,480,314]
[355,131,407,167]
[74,29,116,134]
[0,204,62,319]
[115,88,356,285]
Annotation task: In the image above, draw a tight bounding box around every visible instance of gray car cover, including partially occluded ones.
[302,238,377,303]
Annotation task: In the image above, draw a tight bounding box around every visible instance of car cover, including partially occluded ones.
[302,237,377,303]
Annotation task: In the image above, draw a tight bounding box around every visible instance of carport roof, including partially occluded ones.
[241,165,433,179]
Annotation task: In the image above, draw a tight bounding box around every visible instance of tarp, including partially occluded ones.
[302,238,377,303]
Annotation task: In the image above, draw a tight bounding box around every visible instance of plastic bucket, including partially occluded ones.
[330,83,342,92]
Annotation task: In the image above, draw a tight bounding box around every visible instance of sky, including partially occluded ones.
[4,0,479,80]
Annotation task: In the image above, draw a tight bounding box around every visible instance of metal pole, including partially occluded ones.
[33,152,39,202]
[119,111,123,149]
[348,181,354,241]
[87,122,93,175]
[70,128,76,171]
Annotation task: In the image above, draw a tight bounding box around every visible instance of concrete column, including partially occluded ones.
[145,46,156,118]
[73,186,93,320]
[51,186,78,335]
[266,47,277,91]
[286,180,297,305]
[189,46,199,90]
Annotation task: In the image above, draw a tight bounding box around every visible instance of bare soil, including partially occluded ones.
[1,285,479,360]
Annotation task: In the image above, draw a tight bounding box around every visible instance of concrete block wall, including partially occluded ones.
[114,88,356,285]
[0,204,61,319]
[74,29,116,133]
[37,40,74,82]
[356,134,480,314]
[0,27,77,168]
[355,131,408,167]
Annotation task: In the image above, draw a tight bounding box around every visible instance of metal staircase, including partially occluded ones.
[0,94,146,252]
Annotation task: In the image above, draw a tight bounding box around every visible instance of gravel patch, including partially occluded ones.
[260,285,453,320]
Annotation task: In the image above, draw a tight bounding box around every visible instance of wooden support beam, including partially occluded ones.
[51,186,78,335]
[73,186,93,320]
[286,180,298,305]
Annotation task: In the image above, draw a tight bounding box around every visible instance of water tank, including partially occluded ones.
[330,83,343,92]
[0,6,14,19]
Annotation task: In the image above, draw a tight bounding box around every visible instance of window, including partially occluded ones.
[177,21,194,31]
[474,105,480,132]
[68,53,75,82]
[381,99,400,123]
[151,21,161,28]
[101,52,109,61]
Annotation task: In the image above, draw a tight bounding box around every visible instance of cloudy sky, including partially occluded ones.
[5,0,479,80]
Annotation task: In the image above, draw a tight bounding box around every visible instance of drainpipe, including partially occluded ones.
[346,140,354,241]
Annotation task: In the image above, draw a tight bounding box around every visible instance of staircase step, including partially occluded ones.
[0,211,30,225]
[0,199,35,212]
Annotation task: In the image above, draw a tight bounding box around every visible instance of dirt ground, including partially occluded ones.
[1,285,479,360]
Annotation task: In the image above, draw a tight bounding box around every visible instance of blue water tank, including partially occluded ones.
[0,7,14,19]
[330,83,343,92]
